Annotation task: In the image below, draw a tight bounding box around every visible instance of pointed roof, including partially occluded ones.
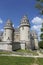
[6,19,12,25]
[22,15,28,20]
[21,15,29,24]
[20,15,30,27]
[4,19,13,29]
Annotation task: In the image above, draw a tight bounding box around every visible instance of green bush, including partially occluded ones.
[40,33,43,40]
[41,28,43,32]
[39,41,43,49]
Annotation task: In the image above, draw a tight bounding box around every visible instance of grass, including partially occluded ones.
[38,58,43,65]
[0,51,12,54]
[0,50,38,55]
[0,56,43,65]
[39,49,43,54]
[16,49,38,55]
[0,56,34,65]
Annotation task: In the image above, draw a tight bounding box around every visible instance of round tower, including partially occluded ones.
[3,19,14,42]
[32,31,38,50]
[19,15,31,49]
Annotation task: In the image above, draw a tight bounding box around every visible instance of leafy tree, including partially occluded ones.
[35,0,43,48]
[35,0,43,14]
[39,22,43,48]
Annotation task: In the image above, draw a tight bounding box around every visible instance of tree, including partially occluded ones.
[35,0,43,14]
[35,0,43,48]
[39,22,43,48]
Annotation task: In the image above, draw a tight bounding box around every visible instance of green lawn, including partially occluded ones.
[38,58,43,65]
[0,56,34,65]
[0,56,43,65]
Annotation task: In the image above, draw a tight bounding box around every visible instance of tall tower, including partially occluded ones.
[19,15,31,49]
[3,19,14,42]
[33,31,38,50]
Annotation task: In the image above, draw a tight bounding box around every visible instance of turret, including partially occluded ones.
[32,31,38,50]
[19,15,31,49]
[3,19,14,42]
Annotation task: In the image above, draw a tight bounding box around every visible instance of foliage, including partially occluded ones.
[35,0,43,49]
[41,28,43,32]
[39,22,43,49]
[39,41,43,48]
[35,3,43,9]
[35,0,43,14]
[40,33,43,40]
[37,0,43,2]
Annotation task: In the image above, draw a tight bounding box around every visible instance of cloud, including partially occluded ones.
[31,25,41,41]
[31,17,42,25]
[31,16,42,41]
[0,29,4,31]
[0,18,3,24]
[31,25,41,32]
[13,24,14,27]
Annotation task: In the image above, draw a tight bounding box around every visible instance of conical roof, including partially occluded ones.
[20,15,30,27]
[4,19,13,29]
[6,19,12,26]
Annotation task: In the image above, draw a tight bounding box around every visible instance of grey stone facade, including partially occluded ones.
[0,16,38,51]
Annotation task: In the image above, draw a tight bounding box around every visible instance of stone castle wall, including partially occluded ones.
[0,42,12,51]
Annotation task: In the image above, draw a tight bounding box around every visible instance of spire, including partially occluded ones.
[23,15,28,20]
[20,15,30,27]
[4,19,13,29]
[6,19,12,26]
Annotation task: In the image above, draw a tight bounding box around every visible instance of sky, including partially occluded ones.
[0,0,43,40]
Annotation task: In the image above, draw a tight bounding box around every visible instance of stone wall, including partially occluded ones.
[12,42,26,51]
[14,33,20,42]
[0,42,12,51]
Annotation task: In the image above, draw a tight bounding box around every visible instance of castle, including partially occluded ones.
[0,16,38,51]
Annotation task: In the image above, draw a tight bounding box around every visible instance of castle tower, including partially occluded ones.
[19,15,31,49]
[3,19,14,42]
[33,31,38,50]
[2,19,14,51]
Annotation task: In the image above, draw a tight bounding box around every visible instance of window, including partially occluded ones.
[7,37,10,40]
